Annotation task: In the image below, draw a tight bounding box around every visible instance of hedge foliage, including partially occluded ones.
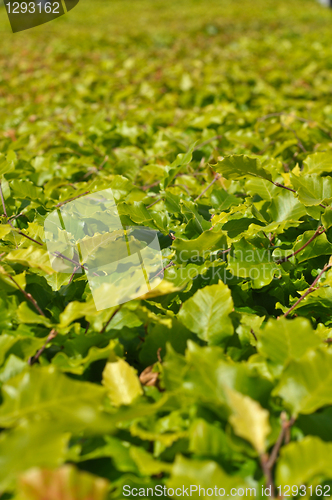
[1,0,332,498]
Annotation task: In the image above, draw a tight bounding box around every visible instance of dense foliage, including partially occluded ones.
[1,0,332,498]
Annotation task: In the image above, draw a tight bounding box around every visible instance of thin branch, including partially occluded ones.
[68,266,79,284]
[8,211,25,221]
[272,181,296,193]
[194,174,221,202]
[100,307,120,334]
[284,124,307,153]
[53,251,87,271]
[28,329,58,365]
[7,220,44,246]
[81,156,110,180]
[193,135,223,151]
[260,454,274,494]
[142,180,161,191]
[217,247,231,255]
[258,112,286,122]
[6,273,45,316]
[152,261,175,279]
[55,191,90,208]
[276,226,326,263]
[260,413,296,496]
[146,198,163,209]
[0,182,7,217]
[99,155,109,170]
[258,111,314,125]
[283,263,332,318]
[267,413,288,469]
[250,328,257,341]
[271,181,326,208]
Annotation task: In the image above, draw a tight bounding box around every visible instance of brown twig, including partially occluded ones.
[283,263,332,318]
[68,266,79,284]
[100,307,120,334]
[270,181,326,209]
[28,329,58,365]
[142,180,161,191]
[98,155,109,170]
[276,226,326,263]
[272,181,296,193]
[0,182,7,217]
[6,273,45,316]
[53,251,87,271]
[193,135,223,151]
[81,156,109,180]
[55,191,90,208]
[250,328,257,341]
[152,261,175,279]
[217,248,231,255]
[260,454,274,495]
[146,198,163,209]
[7,220,44,246]
[260,413,296,497]
[194,174,221,201]
[267,413,289,469]
[8,211,25,221]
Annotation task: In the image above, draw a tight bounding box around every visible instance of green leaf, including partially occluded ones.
[189,419,231,458]
[172,230,227,263]
[167,455,249,499]
[117,201,156,228]
[0,151,17,176]
[161,145,195,190]
[267,190,307,222]
[322,207,332,230]
[102,358,143,406]
[0,422,69,492]
[17,302,53,327]
[226,388,271,454]
[4,247,54,274]
[58,299,115,328]
[0,333,46,366]
[163,341,272,409]
[245,177,279,201]
[302,152,332,175]
[276,436,332,487]
[0,355,26,384]
[139,318,195,367]
[291,173,332,206]
[290,230,332,263]
[0,366,111,432]
[51,338,119,375]
[129,447,172,475]
[228,239,280,288]
[214,155,272,181]
[257,317,321,372]
[0,225,11,239]
[180,200,210,234]
[10,179,43,201]
[178,281,234,344]
[274,348,332,416]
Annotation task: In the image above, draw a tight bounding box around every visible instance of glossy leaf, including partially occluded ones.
[227,388,271,454]
[178,281,234,344]
[102,358,143,406]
